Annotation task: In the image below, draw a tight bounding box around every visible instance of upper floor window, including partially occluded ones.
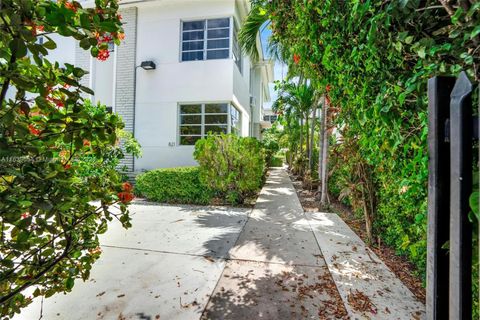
[232,23,242,72]
[181,18,231,62]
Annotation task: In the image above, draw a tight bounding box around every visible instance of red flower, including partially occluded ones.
[64,164,71,170]
[293,53,301,65]
[117,14,122,20]
[122,182,133,192]
[21,212,30,219]
[118,192,134,204]
[117,32,125,41]
[28,124,41,136]
[101,35,113,43]
[97,49,110,61]
[326,84,332,92]
[64,2,77,12]
[83,139,91,147]
[47,96,65,108]
[37,25,44,33]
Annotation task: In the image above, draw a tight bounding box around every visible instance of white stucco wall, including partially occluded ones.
[33,0,270,171]
[132,0,253,170]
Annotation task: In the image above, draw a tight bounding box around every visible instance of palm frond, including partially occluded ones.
[239,6,268,62]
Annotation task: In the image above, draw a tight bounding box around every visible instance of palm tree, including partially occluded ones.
[272,80,317,174]
[238,5,268,62]
[238,2,289,63]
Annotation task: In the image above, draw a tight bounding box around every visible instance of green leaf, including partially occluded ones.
[65,277,75,290]
[470,25,480,39]
[417,47,426,58]
[43,39,57,50]
[469,191,479,216]
[9,38,27,58]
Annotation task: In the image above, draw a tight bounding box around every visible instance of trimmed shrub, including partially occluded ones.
[194,134,265,204]
[135,167,213,204]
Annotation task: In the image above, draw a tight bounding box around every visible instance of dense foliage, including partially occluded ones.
[135,167,213,205]
[260,128,280,167]
[243,0,479,313]
[0,0,133,317]
[194,134,266,204]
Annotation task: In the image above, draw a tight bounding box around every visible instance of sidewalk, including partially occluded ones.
[15,168,425,319]
[202,168,426,319]
[202,168,347,319]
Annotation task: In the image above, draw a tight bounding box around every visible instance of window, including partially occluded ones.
[181,18,231,62]
[179,103,242,145]
[263,115,278,123]
[230,106,241,135]
[232,23,242,72]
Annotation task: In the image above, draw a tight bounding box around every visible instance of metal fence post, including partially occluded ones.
[427,76,455,320]
[449,71,473,320]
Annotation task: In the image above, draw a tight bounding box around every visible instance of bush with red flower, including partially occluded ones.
[0,0,138,317]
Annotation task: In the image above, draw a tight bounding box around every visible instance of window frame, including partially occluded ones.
[232,20,242,73]
[180,17,238,62]
[177,102,242,146]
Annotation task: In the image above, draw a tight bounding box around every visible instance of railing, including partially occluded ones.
[427,72,477,319]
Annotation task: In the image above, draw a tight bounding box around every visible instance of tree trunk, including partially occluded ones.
[305,111,310,169]
[361,185,373,244]
[318,96,324,193]
[299,117,303,156]
[320,96,329,205]
[309,100,318,172]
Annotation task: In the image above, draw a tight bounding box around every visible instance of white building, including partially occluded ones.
[53,0,273,173]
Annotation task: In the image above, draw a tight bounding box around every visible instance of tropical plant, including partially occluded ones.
[0,0,132,317]
[194,134,265,204]
[241,2,479,315]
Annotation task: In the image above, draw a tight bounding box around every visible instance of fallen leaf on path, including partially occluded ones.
[204,256,215,262]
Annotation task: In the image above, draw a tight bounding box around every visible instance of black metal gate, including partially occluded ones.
[427,71,477,319]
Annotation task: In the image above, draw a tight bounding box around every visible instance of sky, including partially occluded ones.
[260,24,287,110]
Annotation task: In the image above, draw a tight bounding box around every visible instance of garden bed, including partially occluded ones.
[288,172,426,304]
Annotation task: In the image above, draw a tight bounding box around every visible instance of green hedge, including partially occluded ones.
[135,167,213,205]
[194,134,265,204]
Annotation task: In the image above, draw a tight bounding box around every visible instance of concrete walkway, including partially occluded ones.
[16,168,425,320]
[202,168,345,319]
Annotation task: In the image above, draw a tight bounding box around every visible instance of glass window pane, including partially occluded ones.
[207,29,229,39]
[180,126,202,135]
[180,105,201,114]
[205,125,228,134]
[180,136,202,145]
[207,39,229,50]
[182,31,204,41]
[205,103,228,113]
[182,51,204,61]
[207,18,229,29]
[183,21,205,31]
[205,114,227,124]
[206,49,229,60]
[182,41,204,51]
[180,115,201,124]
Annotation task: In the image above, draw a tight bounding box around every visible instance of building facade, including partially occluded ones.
[63,0,273,173]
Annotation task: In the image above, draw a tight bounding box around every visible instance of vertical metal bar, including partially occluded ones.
[427,76,455,320]
[449,71,473,320]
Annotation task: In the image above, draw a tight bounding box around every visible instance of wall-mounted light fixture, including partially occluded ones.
[139,60,156,70]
